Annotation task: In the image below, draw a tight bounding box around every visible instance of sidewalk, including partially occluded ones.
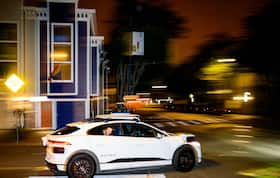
[0,128,53,146]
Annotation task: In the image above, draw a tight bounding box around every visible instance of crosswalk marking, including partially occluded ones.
[153,123,164,128]
[176,121,191,126]
[149,117,229,128]
[187,120,201,125]
[152,120,199,128]
[146,114,232,129]
[215,118,227,122]
[29,174,166,178]
[202,119,216,123]
[166,122,177,127]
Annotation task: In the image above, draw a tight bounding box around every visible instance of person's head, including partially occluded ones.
[103,127,113,136]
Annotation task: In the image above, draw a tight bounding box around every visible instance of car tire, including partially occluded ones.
[67,154,96,178]
[173,146,195,172]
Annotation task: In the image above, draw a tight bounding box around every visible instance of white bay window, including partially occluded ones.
[50,23,73,82]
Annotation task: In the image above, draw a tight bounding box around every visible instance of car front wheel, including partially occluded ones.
[67,154,95,178]
[173,147,195,172]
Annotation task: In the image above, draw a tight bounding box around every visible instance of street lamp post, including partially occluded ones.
[101,59,109,114]
[105,66,110,113]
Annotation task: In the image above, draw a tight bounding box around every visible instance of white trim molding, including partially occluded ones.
[48,98,88,102]
[90,36,104,114]
[77,9,96,21]
[90,36,104,97]
[47,0,78,3]
[52,100,57,129]
[90,36,104,47]
[24,7,48,21]
[35,102,41,128]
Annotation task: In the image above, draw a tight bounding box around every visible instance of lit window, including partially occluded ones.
[50,24,73,81]
[0,23,18,93]
[0,23,17,79]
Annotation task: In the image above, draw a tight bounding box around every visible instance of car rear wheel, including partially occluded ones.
[173,147,195,172]
[67,154,95,178]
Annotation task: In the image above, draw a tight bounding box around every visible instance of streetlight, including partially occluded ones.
[5,74,24,144]
[5,74,24,93]
[217,58,236,63]
[189,93,195,103]
[233,92,254,103]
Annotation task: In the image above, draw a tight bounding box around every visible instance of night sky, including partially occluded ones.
[78,0,270,65]
[26,0,271,65]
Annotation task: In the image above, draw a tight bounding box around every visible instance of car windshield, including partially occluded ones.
[51,126,80,135]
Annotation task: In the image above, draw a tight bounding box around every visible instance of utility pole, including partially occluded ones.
[101,59,109,114]
[105,65,110,113]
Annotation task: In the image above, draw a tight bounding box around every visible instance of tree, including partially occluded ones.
[238,0,279,74]
[168,33,238,96]
[236,0,280,116]
[107,0,188,101]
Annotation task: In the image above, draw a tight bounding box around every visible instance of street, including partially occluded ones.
[0,109,279,178]
[0,0,279,178]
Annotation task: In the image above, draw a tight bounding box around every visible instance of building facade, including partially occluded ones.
[0,0,104,129]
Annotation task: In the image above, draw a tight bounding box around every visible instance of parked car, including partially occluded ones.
[42,119,202,178]
[111,102,130,113]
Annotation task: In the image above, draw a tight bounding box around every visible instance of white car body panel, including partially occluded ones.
[100,160,171,171]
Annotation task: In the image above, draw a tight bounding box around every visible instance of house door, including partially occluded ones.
[41,101,52,128]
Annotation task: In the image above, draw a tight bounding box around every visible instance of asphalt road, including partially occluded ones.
[0,111,279,178]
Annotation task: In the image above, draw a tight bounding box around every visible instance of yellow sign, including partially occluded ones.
[5,74,24,93]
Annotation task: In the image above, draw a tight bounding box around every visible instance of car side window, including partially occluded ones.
[87,123,122,136]
[122,123,157,138]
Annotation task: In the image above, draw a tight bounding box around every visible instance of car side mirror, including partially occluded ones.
[156,133,164,139]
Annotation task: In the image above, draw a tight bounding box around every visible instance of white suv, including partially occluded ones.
[42,120,202,178]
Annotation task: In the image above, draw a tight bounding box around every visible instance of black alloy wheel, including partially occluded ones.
[67,154,95,178]
[173,147,195,172]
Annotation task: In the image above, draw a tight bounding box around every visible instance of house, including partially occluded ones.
[0,0,104,129]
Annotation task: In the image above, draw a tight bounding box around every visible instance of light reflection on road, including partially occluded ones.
[222,124,280,160]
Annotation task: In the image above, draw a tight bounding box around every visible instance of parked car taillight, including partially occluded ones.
[187,136,196,142]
